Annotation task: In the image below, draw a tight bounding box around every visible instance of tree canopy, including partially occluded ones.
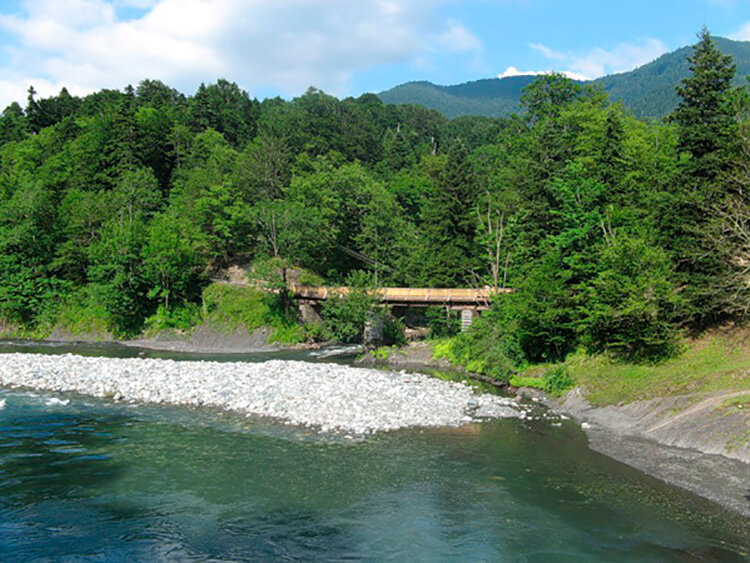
[0,30,748,366]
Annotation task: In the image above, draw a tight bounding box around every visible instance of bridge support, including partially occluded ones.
[460,308,478,332]
[296,300,323,325]
[363,315,385,348]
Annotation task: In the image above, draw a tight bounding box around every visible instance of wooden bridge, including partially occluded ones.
[290,285,511,309]
[290,285,513,330]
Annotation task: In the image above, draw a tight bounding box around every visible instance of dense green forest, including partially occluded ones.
[379,36,750,119]
[0,30,748,373]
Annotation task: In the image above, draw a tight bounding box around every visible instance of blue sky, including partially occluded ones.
[0,0,748,108]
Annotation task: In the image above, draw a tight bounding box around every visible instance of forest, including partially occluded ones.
[0,30,748,375]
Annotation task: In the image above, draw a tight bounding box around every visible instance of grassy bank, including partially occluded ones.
[561,330,750,406]
[198,284,304,344]
[1,283,307,345]
[428,329,750,406]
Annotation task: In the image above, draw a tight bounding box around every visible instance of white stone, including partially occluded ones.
[0,353,523,435]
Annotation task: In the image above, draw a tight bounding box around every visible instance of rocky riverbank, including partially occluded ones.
[44,321,297,354]
[360,341,750,517]
[0,353,526,435]
[525,387,750,517]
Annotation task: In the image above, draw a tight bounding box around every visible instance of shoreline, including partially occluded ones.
[0,352,527,435]
[2,336,749,517]
[43,322,299,355]
[525,386,750,518]
[361,342,750,518]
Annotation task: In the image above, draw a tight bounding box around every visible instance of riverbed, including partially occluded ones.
[0,342,748,560]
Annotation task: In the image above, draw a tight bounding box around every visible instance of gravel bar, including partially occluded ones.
[0,353,524,434]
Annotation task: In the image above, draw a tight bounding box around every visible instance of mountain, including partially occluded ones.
[378,37,750,120]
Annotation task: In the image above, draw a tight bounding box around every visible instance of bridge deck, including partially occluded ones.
[290,285,512,309]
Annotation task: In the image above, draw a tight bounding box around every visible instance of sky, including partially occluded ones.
[0,0,749,108]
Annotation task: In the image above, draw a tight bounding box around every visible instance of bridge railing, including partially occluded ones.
[289,285,512,308]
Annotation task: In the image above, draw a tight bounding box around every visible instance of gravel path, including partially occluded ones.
[0,353,524,434]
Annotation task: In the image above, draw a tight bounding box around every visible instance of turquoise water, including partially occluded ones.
[0,346,748,561]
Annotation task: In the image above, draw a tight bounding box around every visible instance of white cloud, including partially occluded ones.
[114,0,160,7]
[504,38,668,82]
[437,20,481,53]
[529,43,565,61]
[0,0,483,107]
[567,38,668,78]
[497,66,586,81]
[729,21,750,41]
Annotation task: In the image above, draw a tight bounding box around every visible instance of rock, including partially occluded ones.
[0,353,523,435]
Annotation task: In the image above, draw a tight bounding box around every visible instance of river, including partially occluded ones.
[0,341,748,561]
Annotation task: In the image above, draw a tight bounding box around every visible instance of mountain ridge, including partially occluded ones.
[378,37,750,119]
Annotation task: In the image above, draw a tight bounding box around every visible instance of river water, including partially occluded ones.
[0,342,748,561]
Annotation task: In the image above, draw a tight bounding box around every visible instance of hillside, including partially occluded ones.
[379,37,750,119]
[380,76,537,119]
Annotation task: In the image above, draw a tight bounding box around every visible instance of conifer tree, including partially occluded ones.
[672,27,737,184]
[666,28,739,326]
[422,138,479,286]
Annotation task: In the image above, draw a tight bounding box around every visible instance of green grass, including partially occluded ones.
[720,394,750,411]
[510,366,575,396]
[0,321,54,340]
[430,330,750,406]
[564,331,750,406]
[201,283,305,344]
[366,346,396,361]
[143,303,202,336]
[430,337,494,375]
[50,290,112,339]
[269,323,305,345]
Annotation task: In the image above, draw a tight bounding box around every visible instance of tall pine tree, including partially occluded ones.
[666,27,739,326]
[672,27,737,185]
[422,138,480,286]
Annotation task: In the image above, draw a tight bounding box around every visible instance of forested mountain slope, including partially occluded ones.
[379,37,750,119]
[0,32,746,375]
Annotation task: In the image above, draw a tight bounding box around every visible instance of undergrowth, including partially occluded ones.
[510,366,575,396]
[202,283,304,344]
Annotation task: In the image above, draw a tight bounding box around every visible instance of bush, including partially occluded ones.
[201,283,304,343]
[321,271,377,343]
[53,287,111,337]
[143,303,201,333]
[383,313,407,346]
[510,365,575,396]
[302,322,333,342]
[202,283,274,330]
[582,237,684,362]
[435,303,524,382]
[541,366,575,395]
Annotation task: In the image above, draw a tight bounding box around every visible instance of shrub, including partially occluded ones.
[383,313,407,346]
[510,365,575,396]
[201,283,304,343]
[582,237,685,362]
[143,303,201,333]
[53,287,111,337]
[202,283,274,330]
[541,365,575,395]
[436,303,524,382]
[321,271,377,343]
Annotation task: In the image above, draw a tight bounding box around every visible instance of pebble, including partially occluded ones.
[0,353,523,435]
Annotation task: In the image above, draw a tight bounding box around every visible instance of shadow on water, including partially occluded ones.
[419,419,750,561]
[0,411,129,509]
